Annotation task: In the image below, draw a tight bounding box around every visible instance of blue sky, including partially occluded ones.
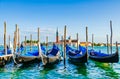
[0,0,120,44]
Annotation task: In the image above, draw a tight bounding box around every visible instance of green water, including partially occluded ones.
[0,46,120,79]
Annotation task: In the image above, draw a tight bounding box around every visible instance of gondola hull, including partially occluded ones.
[89,52,119,63]
[0,54,13,67]
[15,55,41,64]
[41,44,61,66]
[66,45,88,64]
[68,52,87,63]
[42,53,61,66]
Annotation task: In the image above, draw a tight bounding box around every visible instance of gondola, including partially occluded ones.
[66,44,87,63]
[0,45,13,67]
[14,44,45,64]
[88,44,119,63]
[40,44,61,66]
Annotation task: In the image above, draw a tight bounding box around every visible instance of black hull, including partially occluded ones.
[15,57,40,64]
[69,52,88,63]
[15,55,41,64]
[89,52,119,63]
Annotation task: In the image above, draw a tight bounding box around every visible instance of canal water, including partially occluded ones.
[0,46,120,79]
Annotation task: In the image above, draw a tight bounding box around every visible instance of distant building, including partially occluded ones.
[61,39,79,46]
[118,43,120,46]
[56,28,59,43]
[54,28,92,46]
[55,30,79,46]
[80,42,92,46]
[113,43,120,46]
[100,43,105,46]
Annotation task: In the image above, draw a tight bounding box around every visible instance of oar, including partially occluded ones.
[18,28,20,54]
[38,27,46,65]
[64,25,66,69]
[13,31,18,65]
[13,25,19,65]
[110,20,113,54]
[38,42,45,65]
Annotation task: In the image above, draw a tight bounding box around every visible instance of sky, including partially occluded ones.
[0,0,120,44]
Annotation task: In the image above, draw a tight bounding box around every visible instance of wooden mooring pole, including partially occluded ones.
[110,20,113,54]
[4,22,7,55]
[15,24,18,49]
[30,34,32,51]
[38,27,40,56]
[92,34,94,50]
[106,34,109,54]
[76,33,79,50]
[61,36,63,57]
[18,28,20,53]
[64,26,66,69]
[13,31,17,53]
[86,27,88,60]
[24,36,27,53]
[46,36,48,52]
[8,35,10,48]
[116,41,118,53]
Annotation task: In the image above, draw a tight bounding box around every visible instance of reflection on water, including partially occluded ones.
[94,61,120,79]
[75,64,87,76]
[10,63,39,79]
[40,65,57,78]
